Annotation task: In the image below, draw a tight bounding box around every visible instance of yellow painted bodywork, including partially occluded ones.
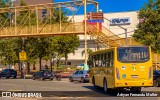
[89,46,153,89]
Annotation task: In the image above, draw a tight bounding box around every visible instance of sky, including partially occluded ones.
[54,0,148,14]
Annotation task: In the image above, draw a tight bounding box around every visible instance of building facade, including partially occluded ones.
[11,0,139,71]
[13,0,53,5]
[13,0,53,19]
[60,11,139,66]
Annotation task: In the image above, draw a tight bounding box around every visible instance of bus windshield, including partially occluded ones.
[117,47,149,62]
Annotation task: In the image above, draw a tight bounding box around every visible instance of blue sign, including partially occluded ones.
[88,20,104,23]
[110,17,130,25]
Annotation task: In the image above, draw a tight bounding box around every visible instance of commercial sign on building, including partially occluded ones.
[110,17,130,25]
[87,12,104,22]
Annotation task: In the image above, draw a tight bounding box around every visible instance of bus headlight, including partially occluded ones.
[116,68,120,80]
[148,67,152,79]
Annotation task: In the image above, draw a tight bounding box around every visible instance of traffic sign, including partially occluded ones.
[19,51,26,60]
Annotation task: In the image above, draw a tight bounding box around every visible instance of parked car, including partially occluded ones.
[0,69,17,79]
[32,69,53,81]
[153,70,160,87]
[69,70,89,83]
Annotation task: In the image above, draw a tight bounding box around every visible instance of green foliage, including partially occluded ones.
[0,0,10,27]
[24,37,38,64]
[0,0,80,70]
[81,48,93,57]
[52,35,80,67]
[0,38,18,65]
[16,0,36,26]
[133,0,160,53]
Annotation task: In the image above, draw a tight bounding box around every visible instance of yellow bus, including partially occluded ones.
[88,46,153,93]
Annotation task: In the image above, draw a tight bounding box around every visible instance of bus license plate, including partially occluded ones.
[131,75,138,78]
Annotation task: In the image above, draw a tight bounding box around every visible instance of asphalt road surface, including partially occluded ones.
[0,78,159,100]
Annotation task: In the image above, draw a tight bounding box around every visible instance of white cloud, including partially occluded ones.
[66,7,77,11]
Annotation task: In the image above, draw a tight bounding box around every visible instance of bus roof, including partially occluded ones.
[89,45,149,55]
[117,45,149,48]
[90,47,115,55]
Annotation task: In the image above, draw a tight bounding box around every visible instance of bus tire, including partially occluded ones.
[157,78,160,87]
[130,87,141,93]
[153,80,159,87]
[92,77,99,89]
[103,79,109,93]
[136,87,141,93]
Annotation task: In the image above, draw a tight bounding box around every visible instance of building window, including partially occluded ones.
[42,9,47,17]
[67,62,71,65]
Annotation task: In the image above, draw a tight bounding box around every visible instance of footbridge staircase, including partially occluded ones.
[86,23,160,70]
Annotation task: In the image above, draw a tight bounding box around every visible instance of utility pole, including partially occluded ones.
[84,0,87,65]
[125,28,128,45]
[21,38,25,78]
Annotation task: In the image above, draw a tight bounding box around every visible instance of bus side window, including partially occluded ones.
[98,54,101,67]
[106,53,109,67]
[108,52,111,67]
[88,55,93,68]
[93,55,96,67]
[101,53,103,67]
[95,55,99,67]
[107,52,113,67]
[102,53,106,67]
[110,52,114,67]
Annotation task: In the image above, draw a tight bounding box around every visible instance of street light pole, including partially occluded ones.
[104,17,128,45]
[21,37,25,78]
[84,0,87,65]
[125,28,128,45]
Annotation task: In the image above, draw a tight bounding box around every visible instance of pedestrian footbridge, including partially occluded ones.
[0,1,159,70]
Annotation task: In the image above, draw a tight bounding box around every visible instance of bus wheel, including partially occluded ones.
[153,80,159,87]
[92,77,99,89]
[130,87,141,93]
[137,87,141,93]
[103,79,108,93]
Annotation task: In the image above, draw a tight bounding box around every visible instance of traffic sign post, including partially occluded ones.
[19,51,26,78]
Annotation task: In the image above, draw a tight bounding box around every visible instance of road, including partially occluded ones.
[0,78,159,100]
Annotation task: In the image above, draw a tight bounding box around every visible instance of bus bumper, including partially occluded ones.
[115,81,153,87]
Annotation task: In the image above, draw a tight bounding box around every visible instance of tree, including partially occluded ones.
[81,48,93,57]
[33,37,51,70]
[0,0,11,27]
[133,0,160,53]
[16,0,36,26]
[0,0,79,71]
[0,38,18,65]
[52,35,80,67]
[24,37,39,72]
